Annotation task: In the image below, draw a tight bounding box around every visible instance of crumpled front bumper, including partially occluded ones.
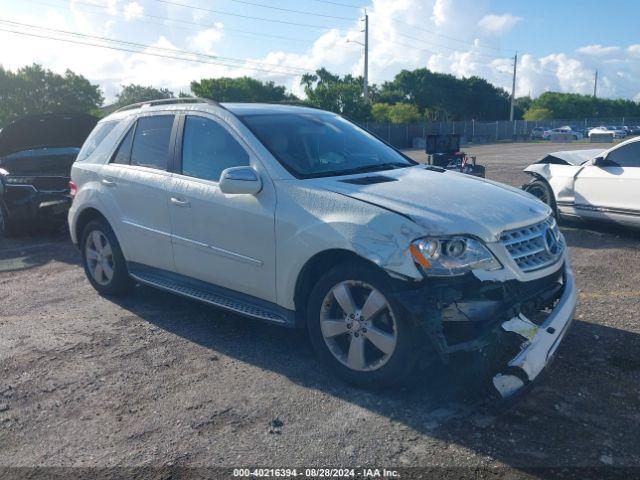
[492,263,577,398]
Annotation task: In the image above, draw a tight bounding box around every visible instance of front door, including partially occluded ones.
[167,114,277,302]
[574,141,640,225]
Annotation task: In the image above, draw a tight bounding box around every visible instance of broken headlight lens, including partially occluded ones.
[410,236,501,276]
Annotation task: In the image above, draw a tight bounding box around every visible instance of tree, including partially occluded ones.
[371,103,391,122]
[0,64,103,127]
[378,69,511,121]
[523,107,553,121]
[523,92,640,119]
[115,84,174,107]
[191,76,295,103]
[372,103,422,123]
[301,68,371,122]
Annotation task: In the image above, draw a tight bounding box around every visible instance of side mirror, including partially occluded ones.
[593,156,606,167]
[219,166,262,195]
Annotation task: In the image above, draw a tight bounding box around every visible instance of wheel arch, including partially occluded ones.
[293,249,386,327]
[74,207,110,247]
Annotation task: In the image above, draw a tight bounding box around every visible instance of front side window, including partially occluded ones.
[130,115,175,170]
[606,142,640,168]
[181,116,250,182]
[240,113,414,178]
[77,121,117,162]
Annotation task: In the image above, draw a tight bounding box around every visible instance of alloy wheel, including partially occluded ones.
[85,230,115,286]
[320,280,398,372]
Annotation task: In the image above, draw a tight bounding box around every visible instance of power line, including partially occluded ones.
[374,27,509,60]
[0,19,314,76]
[224,0,355,21]
[307,0,363,8]
[149,0,343,30]
[371,14,514,54]
[32,0,320,46]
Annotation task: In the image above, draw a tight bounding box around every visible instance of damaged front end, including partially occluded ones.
[394,260,576,398]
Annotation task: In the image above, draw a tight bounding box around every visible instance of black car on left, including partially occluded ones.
[0,113,97,236]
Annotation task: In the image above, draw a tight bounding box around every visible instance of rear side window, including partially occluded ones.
[77,121,117,162]
[130,115,175,170]
[181,116,249,182]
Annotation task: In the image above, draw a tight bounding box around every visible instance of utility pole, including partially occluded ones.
[593,69,598,98]
[363,11,369,102]
[509,52,518,121]
[347,11,369,101]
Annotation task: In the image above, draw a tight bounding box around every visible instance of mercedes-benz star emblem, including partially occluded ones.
[543,227,560,255]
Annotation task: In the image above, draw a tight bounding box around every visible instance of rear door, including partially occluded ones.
[574,141,640,225]
[100,114,177,272]
[167,113,277,302]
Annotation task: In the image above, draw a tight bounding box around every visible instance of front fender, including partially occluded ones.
[274,183,426,309]
[523,163,581,206]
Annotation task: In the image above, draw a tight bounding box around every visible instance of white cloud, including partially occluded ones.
[122,1,143,21]
[187,23,224,55]
[478,14,522,34]
[576,44,621,56]
[3,0,640,104]
[627,44,640,56]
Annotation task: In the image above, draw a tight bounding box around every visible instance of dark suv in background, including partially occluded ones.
[0,113,97,236]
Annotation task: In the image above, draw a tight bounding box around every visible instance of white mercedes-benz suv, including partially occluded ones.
[69,98,576,397]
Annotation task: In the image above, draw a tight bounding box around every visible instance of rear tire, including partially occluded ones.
[523,178,557,218]
[307,262,419,389]
[80,219,133,295]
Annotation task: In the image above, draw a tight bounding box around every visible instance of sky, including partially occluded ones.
[0,0,639,104]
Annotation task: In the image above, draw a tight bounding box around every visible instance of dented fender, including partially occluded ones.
[274,181,426,309]
[524,163,584,206]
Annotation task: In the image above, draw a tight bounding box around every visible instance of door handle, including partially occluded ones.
[102,178,116,187]
[170,197,191,207]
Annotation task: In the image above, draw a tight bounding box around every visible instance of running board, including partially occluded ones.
[128,263,293,326]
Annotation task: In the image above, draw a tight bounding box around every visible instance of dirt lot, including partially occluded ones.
[1,142,639,476]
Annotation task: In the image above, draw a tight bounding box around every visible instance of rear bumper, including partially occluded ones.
[1,184,71,225]
[492,263,576,397]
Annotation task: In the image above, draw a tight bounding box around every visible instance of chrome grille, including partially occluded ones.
[500,216,564,273]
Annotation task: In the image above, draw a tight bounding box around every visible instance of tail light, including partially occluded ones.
[69,180,77,199]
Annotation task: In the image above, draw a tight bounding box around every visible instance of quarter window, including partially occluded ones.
[606,142,640,168]
[130,115,175,170]
[111,126,134,165]
[77,121,117,162]
[181,116,250,182]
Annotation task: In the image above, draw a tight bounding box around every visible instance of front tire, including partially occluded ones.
[524,178,557,217]
[0,203,20,237]
[80,219,133,295]
[307,263,419,388]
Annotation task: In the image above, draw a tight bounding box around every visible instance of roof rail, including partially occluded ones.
[114,97,222,113]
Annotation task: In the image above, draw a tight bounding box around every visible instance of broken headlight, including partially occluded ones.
[410,236,502,276]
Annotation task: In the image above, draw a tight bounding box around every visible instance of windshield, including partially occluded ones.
[241,112,415,178]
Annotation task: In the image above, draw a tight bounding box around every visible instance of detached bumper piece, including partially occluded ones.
[493,266,577,398]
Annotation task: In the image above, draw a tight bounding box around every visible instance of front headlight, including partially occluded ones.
[410,236,502,276]
[5,176,36,185]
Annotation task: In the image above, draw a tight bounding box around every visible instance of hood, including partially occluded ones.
[537,149,604,166]
[0,113,97,158]
[309,166,551,242]
[0,147,80,176]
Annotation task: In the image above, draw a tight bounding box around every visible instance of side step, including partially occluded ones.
[128,264,293,326]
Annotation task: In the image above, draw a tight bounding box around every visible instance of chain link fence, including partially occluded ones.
[359,117,640,150]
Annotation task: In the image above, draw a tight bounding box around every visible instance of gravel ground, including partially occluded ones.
[0,142,639,476]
